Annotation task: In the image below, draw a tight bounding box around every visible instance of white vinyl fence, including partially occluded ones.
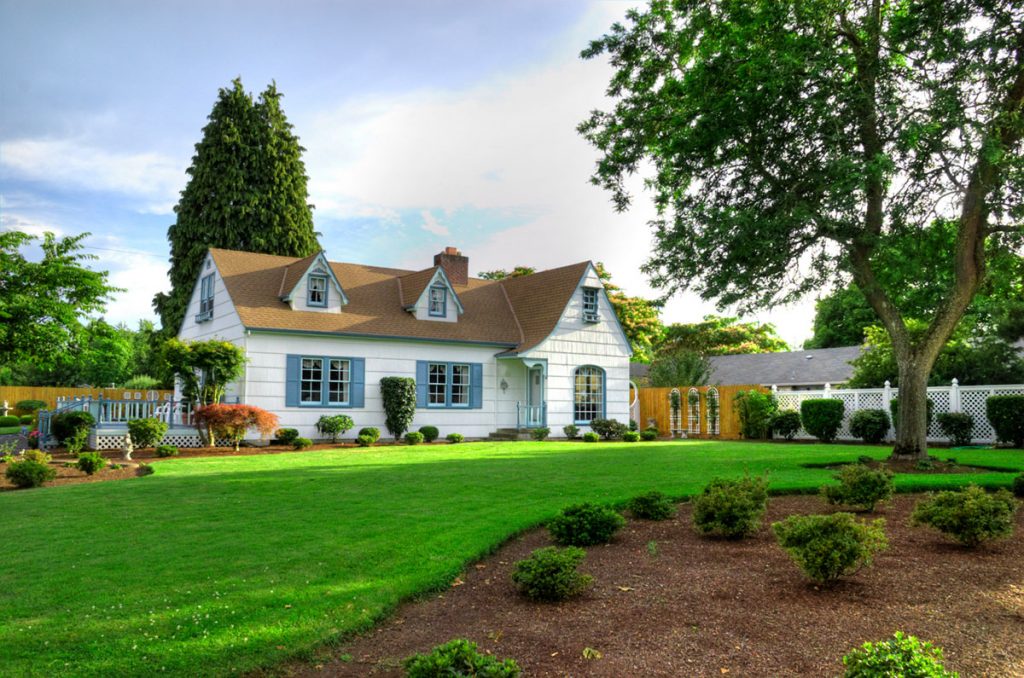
[773,379,1024,444]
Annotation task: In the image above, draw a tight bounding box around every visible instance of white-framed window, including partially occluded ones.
[300,358,323,404]
[308,274,327,307]
[582,287,599,322]
[197,273,215,321]
[450,364,470,406]
[428,362,447,405]
[574,366,604,423]
[327,359,350,405]
[428,285,447,317]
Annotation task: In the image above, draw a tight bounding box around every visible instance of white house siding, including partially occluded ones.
[411,270,459,323]
[521,266,631,436]
[244,331,512,439]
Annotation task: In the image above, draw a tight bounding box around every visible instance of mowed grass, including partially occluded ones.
[1,440,1021,676]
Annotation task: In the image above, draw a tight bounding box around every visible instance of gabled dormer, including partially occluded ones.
[280,251,347,314]
[400,266,464,323]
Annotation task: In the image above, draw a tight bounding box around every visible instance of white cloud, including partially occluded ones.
[420,210,450,237]
[0,212,65,238]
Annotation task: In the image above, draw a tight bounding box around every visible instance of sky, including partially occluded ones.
[0,0,821,347]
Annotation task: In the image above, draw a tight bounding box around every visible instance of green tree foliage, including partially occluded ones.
[477,266,535,280]
[580,1,1024,459]
[804,285,881,349]
[161,339,245,406]
[0,231,118,371]
[380,377,417,439]
[595,263,664,363]
[659,315,788,356]
[646,349,711,387]
[154,79,320,333]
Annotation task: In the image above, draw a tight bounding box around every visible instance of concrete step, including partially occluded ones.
[487,429,534,441]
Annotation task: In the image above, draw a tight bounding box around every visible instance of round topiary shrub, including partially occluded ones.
[316,414,354,443]
[910,485,1018,547]
[446,432,464,444]
[293,437,313,450]
[15,399,47,415]
[531,427,550,441]
[842,631,956,678]
[936,412,974,447]
[511,546,593,602]
[127,417,169,449]
[358,427,381,443]
[640,429,658,441]
[51,411,96,445]
[1013,473,1024,499]
[19,415,34,426]
[75,452,107,476]
[772,512,888,586]
[800,399,845,443]
[822,464,894,511]
[0,415,21,427]
[356,434,374,447]
[582,431,600,443]
[589,418,627,440]
[5,459,57,488]
[770,410,802,441]
[417,425,439,442]
[404,431,425,445]
[626,491,676,520]
[692,475,769,539]
[986,395,1024,447]
[849,409,890,444]
[547,503,625,546]
[562,424,579,440]
[275,428,300,445]
[622,430,641,443]
[404,638,520,678]
[155,445,179,458]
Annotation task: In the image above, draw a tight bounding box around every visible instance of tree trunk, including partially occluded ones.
[891,359,930,459]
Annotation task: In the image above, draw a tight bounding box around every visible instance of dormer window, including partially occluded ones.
[428,284,447,317]
[307,274,327,307]
[196,273,215,322]
[582,287,599,323]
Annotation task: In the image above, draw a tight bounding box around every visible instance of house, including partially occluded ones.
[177,246,632,440]
[630,346,864,391]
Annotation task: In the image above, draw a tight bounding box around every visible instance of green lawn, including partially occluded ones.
[0,425,23,435]
[1,440,1021,677]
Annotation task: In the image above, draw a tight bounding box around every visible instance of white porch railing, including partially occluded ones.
[516,401,547,430]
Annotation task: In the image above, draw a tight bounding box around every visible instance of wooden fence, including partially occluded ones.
[0,386,174,413]
[637,385,768,439]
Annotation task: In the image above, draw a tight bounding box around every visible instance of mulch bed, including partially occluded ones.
[0,458,148,491]
[809,458,1017,475]
[291,494,1024,677]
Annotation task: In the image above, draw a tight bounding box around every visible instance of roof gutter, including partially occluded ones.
[245,326,517,349]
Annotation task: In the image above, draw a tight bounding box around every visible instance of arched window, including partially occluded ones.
[573,366,605,424]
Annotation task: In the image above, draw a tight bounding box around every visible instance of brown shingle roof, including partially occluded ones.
[277,251,322,299]
[209,248,590,351]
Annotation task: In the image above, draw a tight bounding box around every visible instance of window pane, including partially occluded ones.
[573,366,603,423]
[328,359,349,404]
[428,362,447,405]
[451,364,469,405]
[429,287,446,316]
[301,358,323,403]
[308,276,326,305]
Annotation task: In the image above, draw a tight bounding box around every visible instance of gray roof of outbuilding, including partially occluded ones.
[630,346,864,387]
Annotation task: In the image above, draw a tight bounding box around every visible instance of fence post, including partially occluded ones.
[883,380,893,441]
[950,378,961,413]
[824,383,832,397]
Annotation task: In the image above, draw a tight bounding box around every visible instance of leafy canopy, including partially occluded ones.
[660,314,788,356]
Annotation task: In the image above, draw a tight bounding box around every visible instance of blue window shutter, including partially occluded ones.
[470,363,483,409]
[350,358,365,408]
[415,361,428,407]
[285,355,301,407]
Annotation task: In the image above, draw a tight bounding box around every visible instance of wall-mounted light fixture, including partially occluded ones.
[500,378,508,393]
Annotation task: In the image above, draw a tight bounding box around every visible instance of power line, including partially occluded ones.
[82,245,166,258]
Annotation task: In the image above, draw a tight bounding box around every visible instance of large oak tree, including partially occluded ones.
[580,0,1024,458]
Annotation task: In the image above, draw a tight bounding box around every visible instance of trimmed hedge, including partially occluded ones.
[51,411,96,444]
[357,427,381,443]
[404,431,424,445]
[547,503,625,546]
[293,437,313,450]
[986,395,1024,447]
[801,399,845,443]
[773,512,888,586]
[771,410,802,441]
[937,412,974,447]
[692,475,769,539]
[418,426,439,443]
[127,418,168,449]
[5,459,56,488]
[511,546,592,602]
[446,432,464,444]
[626,491,676,520]
[582,431,600,443]
[275,428,300,445]
[849,409,890,444]
[76,452,107,475]
[622,430,641,442]
[0,415,21,427]
[911,485,1018,547]
[155,445,179,458]
[822,464,894,511]
[14,399,47,414]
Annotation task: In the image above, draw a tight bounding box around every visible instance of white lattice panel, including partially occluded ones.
[687,388,701,433]
[926,387,951,439]
[91,432,228,450]
[959,388,994,441]
[706,388,720,436]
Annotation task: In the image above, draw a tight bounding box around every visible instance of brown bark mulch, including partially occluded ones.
[0,459,148,491]
[291,494,1024,678]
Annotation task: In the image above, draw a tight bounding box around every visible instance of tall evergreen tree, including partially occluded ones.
[154,78,320,332]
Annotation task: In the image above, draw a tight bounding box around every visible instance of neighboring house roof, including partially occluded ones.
[630,346,864,387]
[208,248,590,352]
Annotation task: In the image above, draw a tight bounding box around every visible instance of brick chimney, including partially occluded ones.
[434,246,468,286]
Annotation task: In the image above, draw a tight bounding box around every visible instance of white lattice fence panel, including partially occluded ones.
[687,388,701,433]
[834,392,858,438]
[960,388,995,442]
[91,432,224,450]
[926,388,952,440]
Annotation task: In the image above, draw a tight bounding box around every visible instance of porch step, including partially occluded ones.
[487,428,534,441]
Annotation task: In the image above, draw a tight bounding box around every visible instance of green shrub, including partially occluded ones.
[692,475,769,539]
[356,434,374,447]
[511,546,592,602]
[64,428,89,456]
[0,415,21,427]
[19,415,33,425]
[155,445,179,458]
[75,452,107,475]
[418,425,440,443]
[293,437,313,450]
[562,424,579,439]
[380,376,416,439]
[121,375,162,390]
[582,431,600,442]
[127,418,168,449]
[547,503,625,546]
[137,463,154,476]
[1013,473,1024,498]
[627,491,676,520]
[622,430,641,442]
[801,399,845,443]
[51,411,96,445]
[734,389,779,439]
[316,414,354,443]
[910,485,1018,547]
[890,397,935,431]
[357,427,381,443]
[640,429,658,441]
[772,513,888,586]
[842,631,957,678]
[936,413,974,447]
[857,455,874,465]
[589,418,627,440]
[275,428,300,445]
[770,410,802,440]
[849,409,890,444]
[14,399,46,414]
[531,427,550,441]
[446,432,464,444]
[22,449,51,464]
[822,464,894,512]
[986,395,1024,447]
[5,459,57,488]
[1,453,14,465]
[405,431,425,445]
[404,639,521,678]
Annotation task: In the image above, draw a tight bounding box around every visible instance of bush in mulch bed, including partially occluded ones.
[842,630,957,678]
[75,452,107,476]
[404,638,521,677]
[772,512,888,586]
[822,464,894,512]
[692,475,769,539]
[293,437,313,450]
[511,546,593,602]
[547,503,625,546]
[626,491,676,520]
[1013,473,1024,499]
[910,485,1018,547]
[5,459,57,488]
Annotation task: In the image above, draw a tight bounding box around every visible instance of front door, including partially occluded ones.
[527,366,544,426]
